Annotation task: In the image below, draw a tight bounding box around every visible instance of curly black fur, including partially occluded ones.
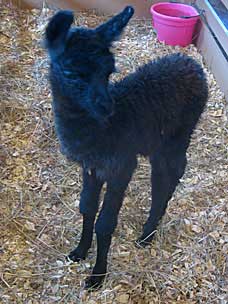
[45,6,208,289]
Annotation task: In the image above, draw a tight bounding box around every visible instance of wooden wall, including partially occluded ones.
[196,0,228,101]
[10,0,191,17]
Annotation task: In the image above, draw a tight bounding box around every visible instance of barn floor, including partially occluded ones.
[0,4,227,304]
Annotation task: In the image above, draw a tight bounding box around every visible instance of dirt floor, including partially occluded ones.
[0,4,227,304]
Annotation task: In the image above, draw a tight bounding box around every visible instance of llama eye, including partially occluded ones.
[78,72,88,79]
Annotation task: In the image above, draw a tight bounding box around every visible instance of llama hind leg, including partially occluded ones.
[137,140,188,247]
[68,168,103,262]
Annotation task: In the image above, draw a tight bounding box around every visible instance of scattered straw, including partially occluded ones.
[0,4,227,304]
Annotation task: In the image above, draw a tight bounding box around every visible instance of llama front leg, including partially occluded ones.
[85,184,129,289]
[137,142,187,247]
[68,168,103,262]
[85,161,136,289]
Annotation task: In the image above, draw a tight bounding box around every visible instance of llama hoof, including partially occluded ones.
[67,248,86,262]
[85,274,105,290]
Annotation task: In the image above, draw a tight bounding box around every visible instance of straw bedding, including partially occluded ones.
[0,4,227,304]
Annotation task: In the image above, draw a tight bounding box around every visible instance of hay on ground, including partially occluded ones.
[0,4,227,304]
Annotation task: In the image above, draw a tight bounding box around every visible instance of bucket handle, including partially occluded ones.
[169,1,205,19]
[180,11,204,19]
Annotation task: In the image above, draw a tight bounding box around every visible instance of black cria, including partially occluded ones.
[45,6,208,289]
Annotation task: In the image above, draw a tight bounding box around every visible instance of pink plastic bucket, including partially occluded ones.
[150,2,199,47]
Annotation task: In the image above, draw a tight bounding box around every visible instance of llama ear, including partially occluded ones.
[45,10,74,55]
[95,6,134,44]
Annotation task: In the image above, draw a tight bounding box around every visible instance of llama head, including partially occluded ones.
[45,7,134,121]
